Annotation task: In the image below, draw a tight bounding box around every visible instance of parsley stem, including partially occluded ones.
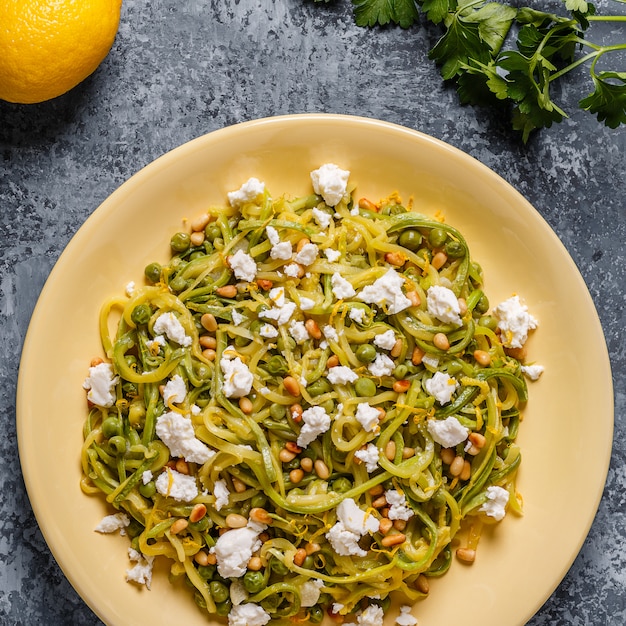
[587,16,626,22]
[548,43,626,82]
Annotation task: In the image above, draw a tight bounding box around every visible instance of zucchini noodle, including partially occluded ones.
[81,165,540,625]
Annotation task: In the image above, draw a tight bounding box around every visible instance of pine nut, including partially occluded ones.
[381,533,406,547]
[449,455,465,476]
[305,542,321,555]
[90,357,104,367]
[194,550,209,566]
[283,376,301,397]
[466,444,481,456]
[202,348,216,361]
[458,297,468,315]
[385,440,396,461]
[290,404,303,422]
[296,237,311,253]
[250,507,272,525]
[293,548,307,566]
[460,459,471,481]
[289,468,304,483]
[279,448,297,463]
[314,459,330,479]
[247,556,263,571]
[206,552,217,565]
[393,519,407,531]
[239,397,253,414]
[199,335,217,349]
[327,354,340,368]
[416,574,430,594]
[473,349,491,366]
[225,513,248,528]
[385,251,406,267]
[469,432,486,449]
[441,448,455,465]
[411,346,425,365]
[456,548,476,563]
[358,197,379,211]
[406,291,420,307]
[369,484,384,497]
[175,459,189,475]
[372,495,388,509]
[191,213,211,232]
[431,251,448,269]
[379,518,393,534]
[257,278,273,291]
[200,313,218,332]
[190,231,205,247]
[216,285,237,298]
[402,446,415,459]
[393,380,410,393]
[300,457,313,472]
[304,318,322,339]
[285,441,302,453]
[390,338,403,358]
[189,503,207,523]
[232,477,247,493]
[433,333,450,350]
[170,518,189,534]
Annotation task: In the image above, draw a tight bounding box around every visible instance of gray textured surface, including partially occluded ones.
[1,0,624,624]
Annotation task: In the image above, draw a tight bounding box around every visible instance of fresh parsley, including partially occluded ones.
[314,0,626,140]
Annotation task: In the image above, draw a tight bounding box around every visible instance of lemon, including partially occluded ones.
[0,0,122,104]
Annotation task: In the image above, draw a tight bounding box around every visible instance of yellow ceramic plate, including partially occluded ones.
[17,114,613,626]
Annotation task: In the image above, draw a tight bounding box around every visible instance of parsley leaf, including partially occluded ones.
[580,71,626,128]
[352,0,419,27]
[419,0,452,25]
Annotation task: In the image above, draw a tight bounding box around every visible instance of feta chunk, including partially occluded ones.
[521,364,544,380]
[331,272,356,299]
[426,285,462,326]
[355,403,380,432]
[153,312,192,347]
[326,498,380,557]
[327,366,358,385]
[266,226,293,261]
[299,296,315,311]
[385,490,414,521]
[227,177,265,207]
[479,485,510,521]
[156,411,214,464]
[212,521,267,578]
[358,269,412,314]
[493,295,538,349]
[259,323,279,338]
[357,605,385,626]
[297,406,332,448]
[228,602,271,626]
[231,309,245,326]
[396,606,418,626]
[322,324,339,343]
[368,353,395,377]
[220,355,254,398]
[373,329,396,350]
[354,443,379,473]
[294,242,319,266]
[94,512,130,534]
[162,374,186,406]
[324,248,341,262]
[125,281,135,297]
[424,371,458,405]
[83,362,118,407]
[310,163,350,207]
[213,479,230,511]
[289,320,310,345]
[300,579,324,608]
[155,467,199,501]
[426,416,469,448]
[126,547,154,589]
[349,307,366,324]
[229,249,257,282]
[259,300,297,326]
[312,207,334,229]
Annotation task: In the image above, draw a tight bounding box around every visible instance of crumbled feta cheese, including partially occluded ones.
[289,320,310,345]
[227,177,265,208]
[294,242,319,266]
[269,286,286,307]
[259,323,279,338]
[426,285,462,326]
[479,485,510,521]
[357,605,385,626]
[310,163,350,207]
[229,249,257,282]
[349,307,366,324]
[521,364,544,380]
[327,366,359,385]
[368,353,395,377]
[83,362,119,407]
[153,312,192,347]
[231,309,245,326]
[324,248,341,262]
[142,470,153,484]
[228,602,271,626]
[299,296,315,310]
[358,269,412,314]
[156,411,214,464]
[373,329,396,350]
[385,490,414,521]
[312,207,334,229]
[220,355,254,398]
[300,579,324,607]
[94,512,130,534]
[354,443,379,473]
[259,300,297,326]
[355,403,380,432]
[424,371,458,405]
[331,272,356,299]
[212,521,267,578]
[297,406,332,448]
[147,334,166,354]
[421,354,439,369]
[213,479,230,511]
[426,416,469,448]
[125,281,135,297]
[332,603,345,615]
[126,547,154,589]
[155,467,199,501]
[396,606,418,626]
[325,498,380,557]
[493,295,538,349]
[266,226,293,261]
[322,324,339,343]
[163,374,186,406]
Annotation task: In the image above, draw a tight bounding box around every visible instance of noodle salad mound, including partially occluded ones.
[81,164,543,626]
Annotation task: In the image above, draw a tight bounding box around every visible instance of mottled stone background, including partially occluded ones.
[1,0,624,624]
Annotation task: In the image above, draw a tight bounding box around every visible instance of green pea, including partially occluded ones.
[188,516,211,532]
[378,596,392,612]
[307,378,331,397]
[139,481,156,498]
[108,435,126,455]
[479,315,498,330]
[319,399,335,414]
[266,354,289,375]
[393,364,409,380]
[234,335,249,347]
[250,493,267,509]
[302,555,315,569]
[445,240,465,258]
[194,363,211,380]
[355,378,377,397]
[350,254,368,268]
[169,275,187,292]
[209,580,229,604]
[276,336,296,352]
[205,224,222,242]
[389,204,407,215]
[356,344,377,363]
[215,600,232,617]
[447,361,463,375]
[170,232,191,252]
[101,416,122,438]
[428,228,448,249]
[249,320,263,335]
[270,403,287,420]
[475,294,490,314]
[144,262,162,283]
[197,564,216,580]
[270,557,289,576]
[309,606,324,623]
[331,477,352,493]
[130,304,151,326]
[243,570,265,594]
[399,229,422,251]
